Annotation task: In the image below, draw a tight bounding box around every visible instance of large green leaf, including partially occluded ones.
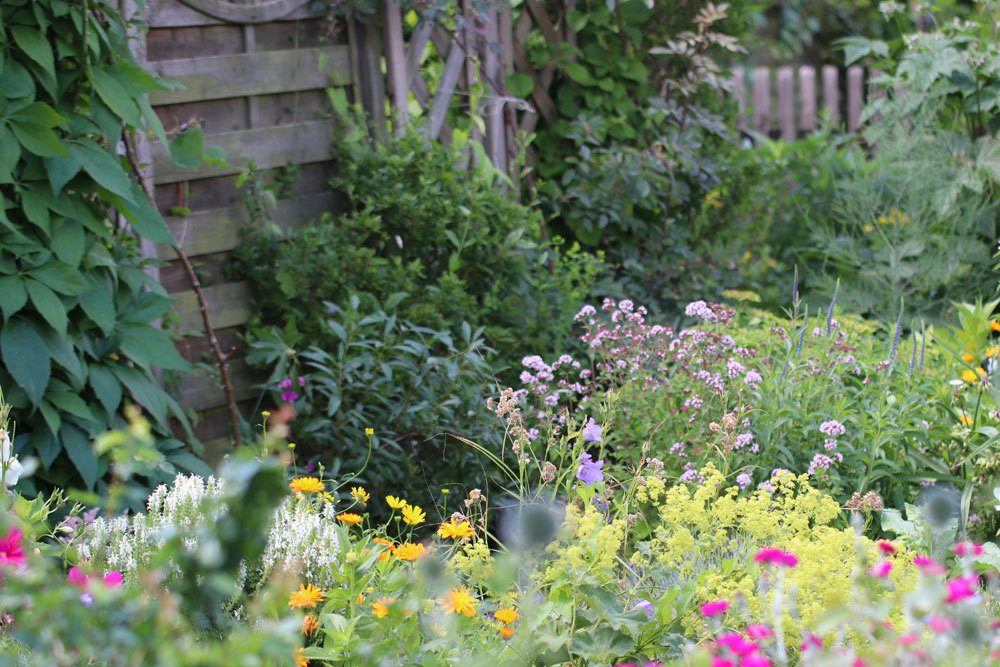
[9,119,68,157]
[78,280,116,334]
[36,324,84,385]
[62,422,99,489]
[88,364,122,418]
[111,364,167,427]
[0,127,22,184]
[0,276,28,319]
[1,317,51,404]
[90,67,142,126]
[108,183,174,244]
[50,219,86,266]
[28,262,89,295]
[25,278,67,334]
[119,324,190,372]
[67,140,135,202]
[8,102,67,128]
[9,26,56,94]
[44,156,82,196]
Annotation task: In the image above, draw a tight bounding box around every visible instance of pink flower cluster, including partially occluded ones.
[278,375,305,403]
[67,565,123,607]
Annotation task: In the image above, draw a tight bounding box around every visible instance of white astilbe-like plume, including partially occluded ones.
[77,474,340,589]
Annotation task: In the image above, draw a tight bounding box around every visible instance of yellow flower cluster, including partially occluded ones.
[545,504,625,580]
[449,539,494,583]
[631,465,918,642]
[877,207,910,226]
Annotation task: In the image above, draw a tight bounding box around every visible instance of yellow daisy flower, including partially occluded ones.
[350,486,370,504]
[442,587,477,616]
[386,495,407,510]
[394,542,427,561]
[289,477,324,494]
[288,583,324,609]
[294,648,309,667]
[401,504,426,526]
[494,607,519,624]
[959,414,974,426]
[437,519,474,540]
[371,597,395,618]
[962,353,976,363]
[336,512,363,525]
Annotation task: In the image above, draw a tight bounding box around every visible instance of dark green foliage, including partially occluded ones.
[0,0,209,491]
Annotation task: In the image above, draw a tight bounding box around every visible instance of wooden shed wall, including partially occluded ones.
[129,0,378,454]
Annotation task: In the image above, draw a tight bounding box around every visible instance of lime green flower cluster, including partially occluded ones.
[546,504,626,581]
[632,465,919,640]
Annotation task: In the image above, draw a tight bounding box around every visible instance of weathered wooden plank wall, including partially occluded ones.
[127,0,372,452]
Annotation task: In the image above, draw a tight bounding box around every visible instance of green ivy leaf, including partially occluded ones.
[169,127,207,170]
[38,399,62,436]
[107,183,174,245]
[88,364,122,418]
[118,324,190,372]
[28,262,89,295]
[44,156,82,196]
[1,317,51,404]
[506,72,534,98]
[8,102,68,128]
[90,67,142,127]
[9,119,68,157]
[0,61,36,100]
[0,128,22,184]
[78,279,116,334]
[25,278,67,334]
[67,140,135,203]
[565,62,593,86]
[62,422,99,489]
[9,26,56,96]
[111,364,168,427]
[50,219,86,266]
[36,324,85,386]
[0,276,28,319]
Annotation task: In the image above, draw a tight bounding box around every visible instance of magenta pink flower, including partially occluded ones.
[927,616,956,633]
[746,624,773,640]
[945,575,978,604]
[800,634,823,651]
[954,542,984,557]
[700,599,730,617]
[754,547,798,568]
[876,540,896,554]
[710,658,735,667]
[867,561,893,578]
[67,566,88,588]
[913,555,947,575]
[899,633,919,645]
[716,633,759,656]
[102,571,123,588]
[742,656,772,667]
[0,528,25,567]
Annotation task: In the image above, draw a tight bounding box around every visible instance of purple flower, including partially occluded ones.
[80,592,94,607]
[582,418,603,443]
[736,473,752,489]
[576,452,604,486]
[633,599,654,619]
[298,375,306,387]
[279,378,293,390]
[280,391,299,403]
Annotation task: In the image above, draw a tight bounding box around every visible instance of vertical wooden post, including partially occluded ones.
[498,3,518,173]
[847,65,864,133]
[799,65,816,134]
[776,66,794,141]
[483,8,506,173]
[752,67,770,136]
[461,0,482,148]
[382,0,409,133]
[349,16,388,139]
[822,65,840,127]
[731,66,746,131]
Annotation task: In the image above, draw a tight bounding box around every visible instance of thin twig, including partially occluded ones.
[122,130,243,449]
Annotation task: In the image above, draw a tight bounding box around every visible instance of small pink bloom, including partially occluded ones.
[280,391,298,403]
[876,540,896,555]
[868,561,893,578]
[852,660,867,667]
[279,378,293,390]
[742,656,772,667]
[898,633,919,645]
[754,547,798,568]
[297,375,306,387]
[746,624,773,640]
[913,555,947,575]
[954,542,984,557]
[710,658,734,667]
[700,599,730,617]
[800,634,823,651]
[945,574,978,604]
[0,528,26,567]
[67,566,89,588]
[102,571,123,588]
[927,616,956,633]
[716,633,758,656]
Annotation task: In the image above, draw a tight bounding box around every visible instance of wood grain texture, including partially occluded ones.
[776,66,794,141]
[149,46,352,105]
[799,66,816,132]
[174,281,253,331]
[151,120,335,183]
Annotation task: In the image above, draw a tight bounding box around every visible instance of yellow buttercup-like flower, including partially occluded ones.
[442,587,477,616]
[959,415,974,427]
[987,346,999,358]
[962,353,976,363]
[993,321,1000,333]
[364,427,375,436]
[386,495,407,510]
[438,518,475,540]
[336,512,363,525]
[401,504,426,526]
[350,486,370,504]
[372,597,395,618]
[394,542,427,561]
[294,648,309,667]
[962,367,987,383]
[288,583,324,609]
[494,607,518,624]
[289,477,324,494]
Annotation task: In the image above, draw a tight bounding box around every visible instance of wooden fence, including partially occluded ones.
[731,64,869,140]
[125,1,873,452]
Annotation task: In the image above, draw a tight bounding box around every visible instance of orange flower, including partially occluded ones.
[394,542,427,561]
[962,353,976,363]
[988,346,999,358]
[336,512,363,525]
[992,321,1000,333]
[294,648,309,667]
[288,583,325,609]
[959,414,974,427]
[500,626,515,639]
[372,597,395,618]
[372,537,395,548]
[302,614,319,636]
[356,593,364,605]
[494,607,519,624]
[437,519,475,540]
[442,587,477,616]
[290,477,324,494]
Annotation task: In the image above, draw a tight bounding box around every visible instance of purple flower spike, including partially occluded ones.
[582,417,603,443]
[280,391,299,403]
[576,452,604,486]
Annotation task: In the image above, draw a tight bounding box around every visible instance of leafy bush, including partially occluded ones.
[230,115,600,374]
[244,295,500,511]
[0,0,212,492]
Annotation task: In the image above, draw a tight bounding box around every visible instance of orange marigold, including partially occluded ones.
[372,597,395,618]
[394,542,427,561]
[289,477,324,494]
[288,583,325,609]
[500,626,515,639]
[442,587,477,617]
[494,608,519,624]
[437,518,474,540]
[294,648,309,667]
[302,614,319,637]
[336,512,363,525]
